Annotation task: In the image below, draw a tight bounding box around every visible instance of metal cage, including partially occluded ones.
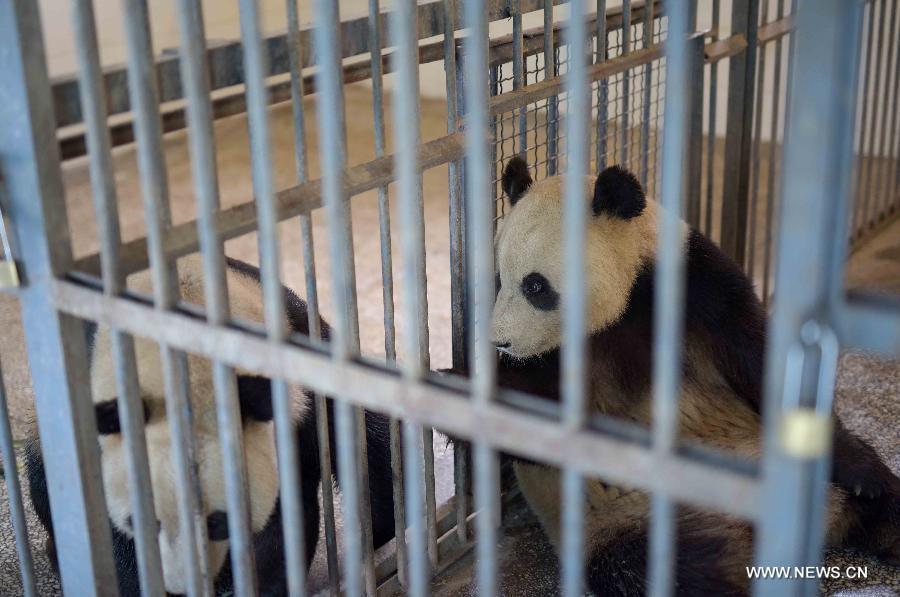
[0,0,899,596]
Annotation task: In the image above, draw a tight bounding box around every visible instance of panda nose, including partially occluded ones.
[493,341,511,349]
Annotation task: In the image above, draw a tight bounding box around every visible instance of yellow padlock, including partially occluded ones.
[779,408,832,459]
[0,261,19,289]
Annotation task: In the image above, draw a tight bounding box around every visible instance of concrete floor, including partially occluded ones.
[0,82,898,595]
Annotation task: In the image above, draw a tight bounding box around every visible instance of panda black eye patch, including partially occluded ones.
[206,510,229,541]
[95,399,152,435]
[521,272,558,311]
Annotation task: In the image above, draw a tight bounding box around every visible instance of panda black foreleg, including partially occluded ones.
[362,409,396,549]
[323,397,397,550]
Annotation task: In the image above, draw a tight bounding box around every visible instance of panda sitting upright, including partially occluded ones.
[25,255,396,596]
[488,156,900,595]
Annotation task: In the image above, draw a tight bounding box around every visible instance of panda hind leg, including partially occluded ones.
[585,524,749,597]
[829,420,900,564]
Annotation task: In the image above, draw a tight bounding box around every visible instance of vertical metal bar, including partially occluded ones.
[391,1,433,594]
[852,1,877,238]
[886,5,900,217]
[71,0,165,593]
[0,1,118,594]
[746,0,769,276]
[720,0,760,264]
[513,0,527,157]
[368,0,409,587]
[545,0,559,176]
[640,0,656,187]
[760,0,787,304]
[284,2,340,592]
[873,0,899,222]
[312,1,372,595]
[444,0,470,547]
[560,0,589,595]
[119,0,212,593]
[686,36,706,230]
[860,0,888,232]
[596,0,609,170]
[0,358,36,597]
[704,0,721,237]
[763,0,800,306]
[754,3,863,597]
[620,0,632,167]
[648,2,691,596]
[464,0,499,595]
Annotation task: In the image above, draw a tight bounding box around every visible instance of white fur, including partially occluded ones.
[92,255,308,593]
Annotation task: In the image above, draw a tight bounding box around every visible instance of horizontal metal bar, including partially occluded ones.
[72,131,466,277]
[705,34,747,62]
[758,14,795,45]
[488,44,664,115]
[833,293,900,356]
[52,0,570,129]
[52,277,763,520]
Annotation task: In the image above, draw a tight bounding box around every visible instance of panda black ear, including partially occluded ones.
[501,156,533,205]
[592,165,646,219]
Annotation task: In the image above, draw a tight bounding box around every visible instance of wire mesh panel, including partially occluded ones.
[490,6,670,219]
[1,1,900,597]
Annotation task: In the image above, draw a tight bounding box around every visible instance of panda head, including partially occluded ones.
[492,156,660,359]
[91,332,300,594]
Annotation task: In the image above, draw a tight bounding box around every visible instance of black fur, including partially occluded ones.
[206,510,230,542]
[236,375,275,422]
[501,156,533,205]
[586,522,748,596]
[521,272,559,311]
[94,399,151,435]
[592,165,646,220]
[26,258,396,597]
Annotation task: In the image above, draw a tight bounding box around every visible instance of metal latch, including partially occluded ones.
[778,321,839,459]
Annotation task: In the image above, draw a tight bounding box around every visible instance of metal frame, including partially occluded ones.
[2,0,899,596]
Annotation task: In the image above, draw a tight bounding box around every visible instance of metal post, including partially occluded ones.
[639,0,656,188]
[560,1,589,595]
[704,0,722,237]
[685,34,706,230]
[596,0,609,170]
[444,0,470,547]
[649,2,692,595]
[391,0,434,593]
[312,1,374,594]
[754,3,863,597]
[545,0,559,176]
[720,0,760,265]
[464,0,500,595]
[0,1,117,594]
[284,1,340,591]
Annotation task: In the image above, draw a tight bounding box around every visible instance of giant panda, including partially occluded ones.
[25,255,396,596]
[484,156,900,595]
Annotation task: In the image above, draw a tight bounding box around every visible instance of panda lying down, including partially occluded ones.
[25,256,396,596]
[478,157,900,595]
